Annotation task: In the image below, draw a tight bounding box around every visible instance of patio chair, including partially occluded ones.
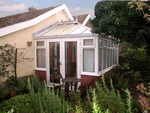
[50,74,64,89]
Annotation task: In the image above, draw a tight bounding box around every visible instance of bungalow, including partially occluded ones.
[0,4,119,87]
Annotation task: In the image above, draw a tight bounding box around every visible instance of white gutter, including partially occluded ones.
[34,33,99,39]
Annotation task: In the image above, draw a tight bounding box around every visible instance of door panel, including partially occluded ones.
[49,42,60,83]
[65,42,77,78]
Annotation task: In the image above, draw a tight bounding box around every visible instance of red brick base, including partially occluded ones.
[81,75,101,86]
[35,70,46,82]
[34,70,112,86]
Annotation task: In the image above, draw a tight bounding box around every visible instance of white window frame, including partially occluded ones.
[35,40,46,71]
[98,38,118,76]
[81,37,97,75]
[82,38,95,48]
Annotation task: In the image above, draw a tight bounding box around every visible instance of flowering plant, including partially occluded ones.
[136,83,150,112]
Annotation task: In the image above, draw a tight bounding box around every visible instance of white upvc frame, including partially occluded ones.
[46,39,62,86]
[46,38,81,85]
[98,37,119,76]
[35,40,47,71]
[82,38,95,48]
[81,37,98,76]
[62,38,81,86]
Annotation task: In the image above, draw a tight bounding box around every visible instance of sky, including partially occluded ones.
[0,0,99,19]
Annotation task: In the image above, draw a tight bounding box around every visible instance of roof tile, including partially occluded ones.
[0,5,61,28]
[73,14,92,28]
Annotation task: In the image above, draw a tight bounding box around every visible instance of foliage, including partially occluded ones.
[119,42,150,83]
[0,44,16,78]
[0,94,34,113]
[0,87,9,100]
[27,73,129,113]
[93,75,129,113]
[6,76,19,88]
[7,109,14,113]
[27,72,71,113]
[91,1,150,52]
[0,43,34,80]
[128,1,150,22]
[91,89,110,113]
[125,89,133,113]
[17,79,28,93]
[136,83,150,112]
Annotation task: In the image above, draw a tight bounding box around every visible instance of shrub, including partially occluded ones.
[136,83,150,112]
[119,42,150,83]
[26,73,133,113]
[0,94,34,113]
[17,79,29,94]
[6,76,19,88]
[27,72,71,113]
[91,75,133,113]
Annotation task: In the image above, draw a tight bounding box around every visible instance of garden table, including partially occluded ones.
[62,78,81,95]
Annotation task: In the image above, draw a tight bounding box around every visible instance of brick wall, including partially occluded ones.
[35,70,46,82]
[81,75,101,86]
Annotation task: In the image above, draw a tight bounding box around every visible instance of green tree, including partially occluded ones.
[91,1,150,54]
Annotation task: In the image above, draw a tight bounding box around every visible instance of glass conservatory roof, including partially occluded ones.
[35,21,92,37]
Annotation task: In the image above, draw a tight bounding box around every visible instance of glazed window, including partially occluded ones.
[36,49,46,68]
[35,40,46,69]
[83,49,95,72]
[37,41,44,46]
[83,39,93,46]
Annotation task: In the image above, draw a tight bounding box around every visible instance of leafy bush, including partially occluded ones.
[119,42,150,83]
[17,79,29,94]
[0,88,9,101]
[0,94,34,113]
[6,76,19,88]
[136,83,150,112]
[27,72,71,113]
[91,75,133,113]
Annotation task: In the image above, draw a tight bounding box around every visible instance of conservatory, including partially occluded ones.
[33,20,119,86]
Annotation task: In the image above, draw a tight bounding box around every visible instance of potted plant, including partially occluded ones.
[6,76,19,97]
[9,87,18,97]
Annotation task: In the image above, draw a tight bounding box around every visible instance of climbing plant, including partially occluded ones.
[0,43,34,80]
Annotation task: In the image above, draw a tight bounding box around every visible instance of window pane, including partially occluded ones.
[84,39,93,46]
[37,49,46,68]
[113,49,115,65]
[37,41,44,46]
[110,49,113,66]
[99,48,102,71]
[112,49,114,65]
[49,42,60,77]
[115,49,118,64]
[65,42,77,78]
[103,48,106,69]
[99,39,102,47]
[83,49,95,72]
[110,42,113,47]
[107,49,110,67]
[108,41,110,47]
[103,40,107,46]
